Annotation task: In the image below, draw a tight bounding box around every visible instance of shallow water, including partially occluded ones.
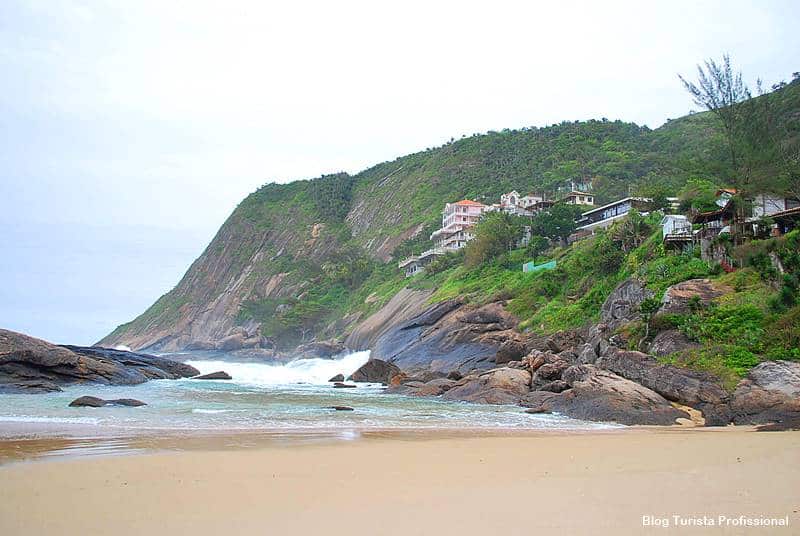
[0,351,616,438]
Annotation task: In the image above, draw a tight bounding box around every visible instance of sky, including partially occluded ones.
[1,0,799,345]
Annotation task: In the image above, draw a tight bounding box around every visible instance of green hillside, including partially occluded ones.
[102,80,800,353]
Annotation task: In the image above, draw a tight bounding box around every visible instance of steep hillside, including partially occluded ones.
[100,82,799,352]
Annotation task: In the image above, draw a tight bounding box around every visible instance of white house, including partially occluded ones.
[750,193,800,219]
[575,197,651,232]
[562,190,595,206]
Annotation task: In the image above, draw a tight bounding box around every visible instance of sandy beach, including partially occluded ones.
[1,428,798,535]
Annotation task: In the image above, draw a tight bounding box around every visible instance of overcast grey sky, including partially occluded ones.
[1,0,798,344]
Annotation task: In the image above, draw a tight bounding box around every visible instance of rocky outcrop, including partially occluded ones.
[597,349,731,425]
[648,330,700,357]
[522,365,688,426]
[193,371,232,380]
[660,279,730,314]
[69,396,147,407]
[0,329,199,394]
[731,361,800,425]
[348,295,521,374]
[442,368,531,405]
[600,278,653,327]
[328,374,345,382]
[348,359,401,383]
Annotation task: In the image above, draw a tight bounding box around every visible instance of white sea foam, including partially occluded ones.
[0,415,101,425]
[185,350,371,387]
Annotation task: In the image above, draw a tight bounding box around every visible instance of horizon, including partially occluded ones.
[2,0,799,344]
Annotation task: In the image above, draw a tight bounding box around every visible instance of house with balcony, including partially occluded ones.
[574,197,652,234]
[561,191,595,206]
[430,199,488,251]
[661,214,693,252]
[397,247,445,277]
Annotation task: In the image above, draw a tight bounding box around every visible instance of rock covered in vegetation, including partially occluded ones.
[659,279,729,314]
[647,330,701,357]
[600,278,653,327]
[69,396,147,407]
[0,329,199,394]
[348,359,401,383]
[731,361,800,425]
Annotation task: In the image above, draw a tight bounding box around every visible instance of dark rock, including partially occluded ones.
[597,349,731,425]
[446,370,463,381]
[294,340,346,360]
[328,374,345,382]
[348,359,401,383]
[756,418,800,432]
[459,303,515,328]
[193,371,232,380]
[546,330,583,353]
[524,407,549,414]
[326,406,354,411]
[538,380,570,393]
[533,360,569,384]
[442,368,531,405]
[400,299,462,329]
[495,339,527,365]
[648,330,700,357]
[660,279,729,315]
[600,278,653,327]
[0,329,199,394]
[69,396,107,407]
[184,340,216,351]
[69,396,146,407]
[731,361,800,425]
[333,382,357,388]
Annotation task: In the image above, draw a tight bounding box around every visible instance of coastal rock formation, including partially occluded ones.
[522,365,688,426]
[328,374,345,382]
[442,368,531,405]
[731,361,800,425]
[193,371,232,380]
[347,295,519,374]
[69,396,147,407]
[348,359,401,383]
[0,329,199,394]
[600,278,653,327]
[659,279,730,314]
[597,349,731,425]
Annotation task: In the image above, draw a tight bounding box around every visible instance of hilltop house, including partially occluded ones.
[574,197,651,233]
[561,191,595,206]
[431,199,488,251]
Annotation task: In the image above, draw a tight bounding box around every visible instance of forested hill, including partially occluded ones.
[100,81,800,352]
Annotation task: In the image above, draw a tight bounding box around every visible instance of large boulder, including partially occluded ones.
[348,359,401,383]
[193,371,232,380]
[731,361,800,425]
[600,278,653,327]
[523,365,688,426]
[648,330,700,357]
[442,368,531,405]
[660,279,730,314]
[0,329,199,394]
[597,349,731,425]
[494,339,528,365]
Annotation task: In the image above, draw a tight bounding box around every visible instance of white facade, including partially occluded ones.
[661,214,692,239]
[750,194,800,219]
[563,191,595,206]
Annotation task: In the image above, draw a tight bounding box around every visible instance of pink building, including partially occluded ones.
[430,199,488,251]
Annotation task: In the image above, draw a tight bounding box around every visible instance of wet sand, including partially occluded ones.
[0,428,798,535]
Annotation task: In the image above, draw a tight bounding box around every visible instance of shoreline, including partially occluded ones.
[1,427,797,535]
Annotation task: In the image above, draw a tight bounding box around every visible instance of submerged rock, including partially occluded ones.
[333,382,357,388]
[69,396,147,407]
[193,371,232,380]
[326,406,354,411]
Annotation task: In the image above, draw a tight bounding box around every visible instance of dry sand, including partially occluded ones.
[0,428,798,535]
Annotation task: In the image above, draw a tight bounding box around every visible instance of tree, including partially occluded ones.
[610,209,651,253]
[530,203,584,242]
[464,212,525,267]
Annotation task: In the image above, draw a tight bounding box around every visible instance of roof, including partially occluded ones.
[453,199,485,207]
[716,188,737,196]
[563,190,594,198]
[580,197,651,218]
[769,206,800,220]
[690,200,735,224]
